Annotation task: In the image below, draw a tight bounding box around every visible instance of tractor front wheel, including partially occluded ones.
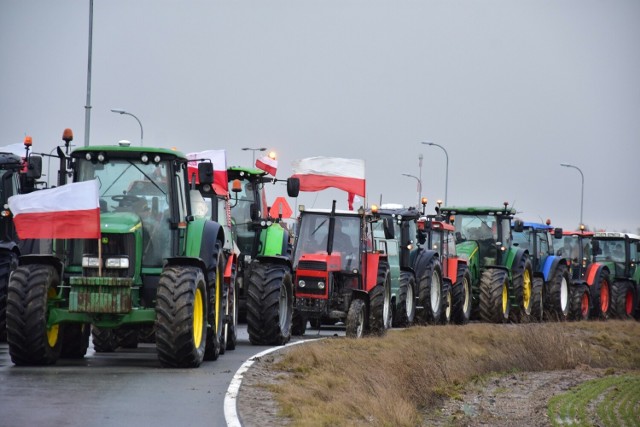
[0,250,18,342]
[6,264,62,365]
[156,266,208,368]
[246,261,293,346]
[545,264,570,321]
[590,269,611,320]
[451,268,472,325]
[415,256,444,324]
[610,281,635,320]
[527,277,544,322]
[479,268,510,323]
[369,262,392,335]
[393,272,416,327]
[510,255,533,323]
[60,323,90,359]
[346,299,366,338]
[205,247,224,360]
[569,284,591,321]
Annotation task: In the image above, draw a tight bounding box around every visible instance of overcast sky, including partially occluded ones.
[1,1,638,232]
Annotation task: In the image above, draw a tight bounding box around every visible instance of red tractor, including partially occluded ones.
[292,202,392,338]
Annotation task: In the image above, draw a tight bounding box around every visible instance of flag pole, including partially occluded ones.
[98,237,102,277]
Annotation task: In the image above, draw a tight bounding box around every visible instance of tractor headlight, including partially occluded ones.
[105,257,130,269]
[298,280,306,288]
[82,256,101,268]
[317,281,325,290]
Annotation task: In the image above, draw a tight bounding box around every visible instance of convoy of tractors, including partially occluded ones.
[0,133,638,368]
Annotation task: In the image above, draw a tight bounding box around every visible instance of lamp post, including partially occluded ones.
[560,163,584,225]
[241,147,267,165]
[421,141,449,206]
[111,109,143,146]
[401,173,422,208]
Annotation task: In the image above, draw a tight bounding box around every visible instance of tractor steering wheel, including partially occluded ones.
[112,194,144,208]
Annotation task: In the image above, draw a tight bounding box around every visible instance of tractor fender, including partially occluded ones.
[541,256,568,282]
[413,249,438,281]
[258,224,290,258]
[364,251,382,291]
[17,254,64,278]
[445,257,465,283]
[0,240,19,253]
[164,256,208,276]
[351,289,369,305]
[224,252,238,285]
[510,249,528,274]
[255,254,292,270]
[585,263,610,287]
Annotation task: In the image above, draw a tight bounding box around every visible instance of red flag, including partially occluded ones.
[186,150,229,195]
[256,155,277,176]
[291,157,365,197]
[8,180,100,239]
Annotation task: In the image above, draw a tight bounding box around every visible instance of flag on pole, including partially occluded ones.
[8,180,100,239]
[256,155,277,176]
[186,150,228,195]
[291,157,366,206]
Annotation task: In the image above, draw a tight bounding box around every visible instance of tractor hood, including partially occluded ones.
[100,212,142,234]
[456,240,479,262]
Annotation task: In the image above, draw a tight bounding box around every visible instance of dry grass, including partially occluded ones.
[266,321,640,427]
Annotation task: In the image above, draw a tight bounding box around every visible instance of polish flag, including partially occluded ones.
[291,157,366,199]
[8,180,100,239]
[186,150,228,195]
[256,155,277,176]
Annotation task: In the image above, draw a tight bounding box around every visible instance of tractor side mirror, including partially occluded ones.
[553,228,563,239]
[383,217,395,239]
[513,219,524,233]
[26,155,42,179]
[198,162,214,185]
[287,177,300,198]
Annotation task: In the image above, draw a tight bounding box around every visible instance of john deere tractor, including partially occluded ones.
[292,202,392,338]
[226,166,300,345]
[592,232,640,320]
[6,142,226,368]
[439,204,534,323]
[511,221,569,321]
[0,143,43,341]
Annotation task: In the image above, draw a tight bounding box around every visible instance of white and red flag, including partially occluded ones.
[256,155,277,176]
[291,157,365,210]
[186,150,228,195]
[8,180,100,239]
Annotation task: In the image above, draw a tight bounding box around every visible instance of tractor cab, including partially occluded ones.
[593,232,640,280]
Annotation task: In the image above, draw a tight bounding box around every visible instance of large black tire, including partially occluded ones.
[291,311,307,336]
[393,271,416,327]
[6,264,62,365]
[369,262,392,336]
[610,281,635,320]
[346,298,366,338]
[205,246,224,360]
[544,264,571,321]
[526,277,544,323]
[415,257,444,324]
[246,261,293,346]
[451,268,472,325]
[479,268,510,323]
[223,260,238,351]
[91,326,119,352]
[510,255,533,323]
[155,266,208,368]
[60,323,90,359]
[569,284,591,321]
[115,326,139,349]
[0,251,18,342]
[590,269,611,320]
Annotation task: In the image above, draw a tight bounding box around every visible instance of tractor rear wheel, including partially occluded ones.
[223,265,238,351]
[346,299,366,338]
[590,269,611,320]
[0,251,18,342]
[156,266,208,368]
[393,272,416,327]
[479,268,510,323]
[246,261,293,346]
[544,264,570,321]
[415,256,443,324]
[205,247,224,360]
[6,264,62,365]
[510,255,533,323]
[527,277,544,322]
[115,326,139,349]
[91,326,118,352]
[60,323,90,359]
[569,284,591,321]
[610,281,635,320]
[369,262,392,335]
[451,268,472,325]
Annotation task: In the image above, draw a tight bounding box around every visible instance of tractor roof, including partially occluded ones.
[378,206,421,220]
[0,152,23,169]
[563,230,594,237]
[512,221,553,231]
[72,145,185,159]
[227,166,267,180]
[594,231,640,241]
[440,205,516,215]
[299,207,363,217]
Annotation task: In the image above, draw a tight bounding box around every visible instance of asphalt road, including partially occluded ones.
[0,323,343,427]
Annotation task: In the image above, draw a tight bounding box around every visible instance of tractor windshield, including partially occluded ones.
[229,178,258,255]
[454,215,497,242]
[293,213,361,271]
[594,239,626,263]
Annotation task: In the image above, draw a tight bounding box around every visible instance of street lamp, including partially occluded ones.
[242,147,267,165]
[560,163,585,226]
[401,173,422,208]
[111,109,143,146]
[421,141,449,206]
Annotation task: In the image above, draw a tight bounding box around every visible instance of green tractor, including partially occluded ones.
[6,142,226,368]
[0,140,43,341]
[226,166,300,345]
[592,232,640,320]
[439,204,535,323]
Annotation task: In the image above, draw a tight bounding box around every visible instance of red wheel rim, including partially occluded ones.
[625,289,634,316]
[580,293,589,318]
[600,280,610,313]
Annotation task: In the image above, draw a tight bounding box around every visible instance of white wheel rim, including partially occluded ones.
[279,283,289,331]
[406,282,414,317]
[560,277,569,312]
[383,281,391,329]
[430,271,441,313]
